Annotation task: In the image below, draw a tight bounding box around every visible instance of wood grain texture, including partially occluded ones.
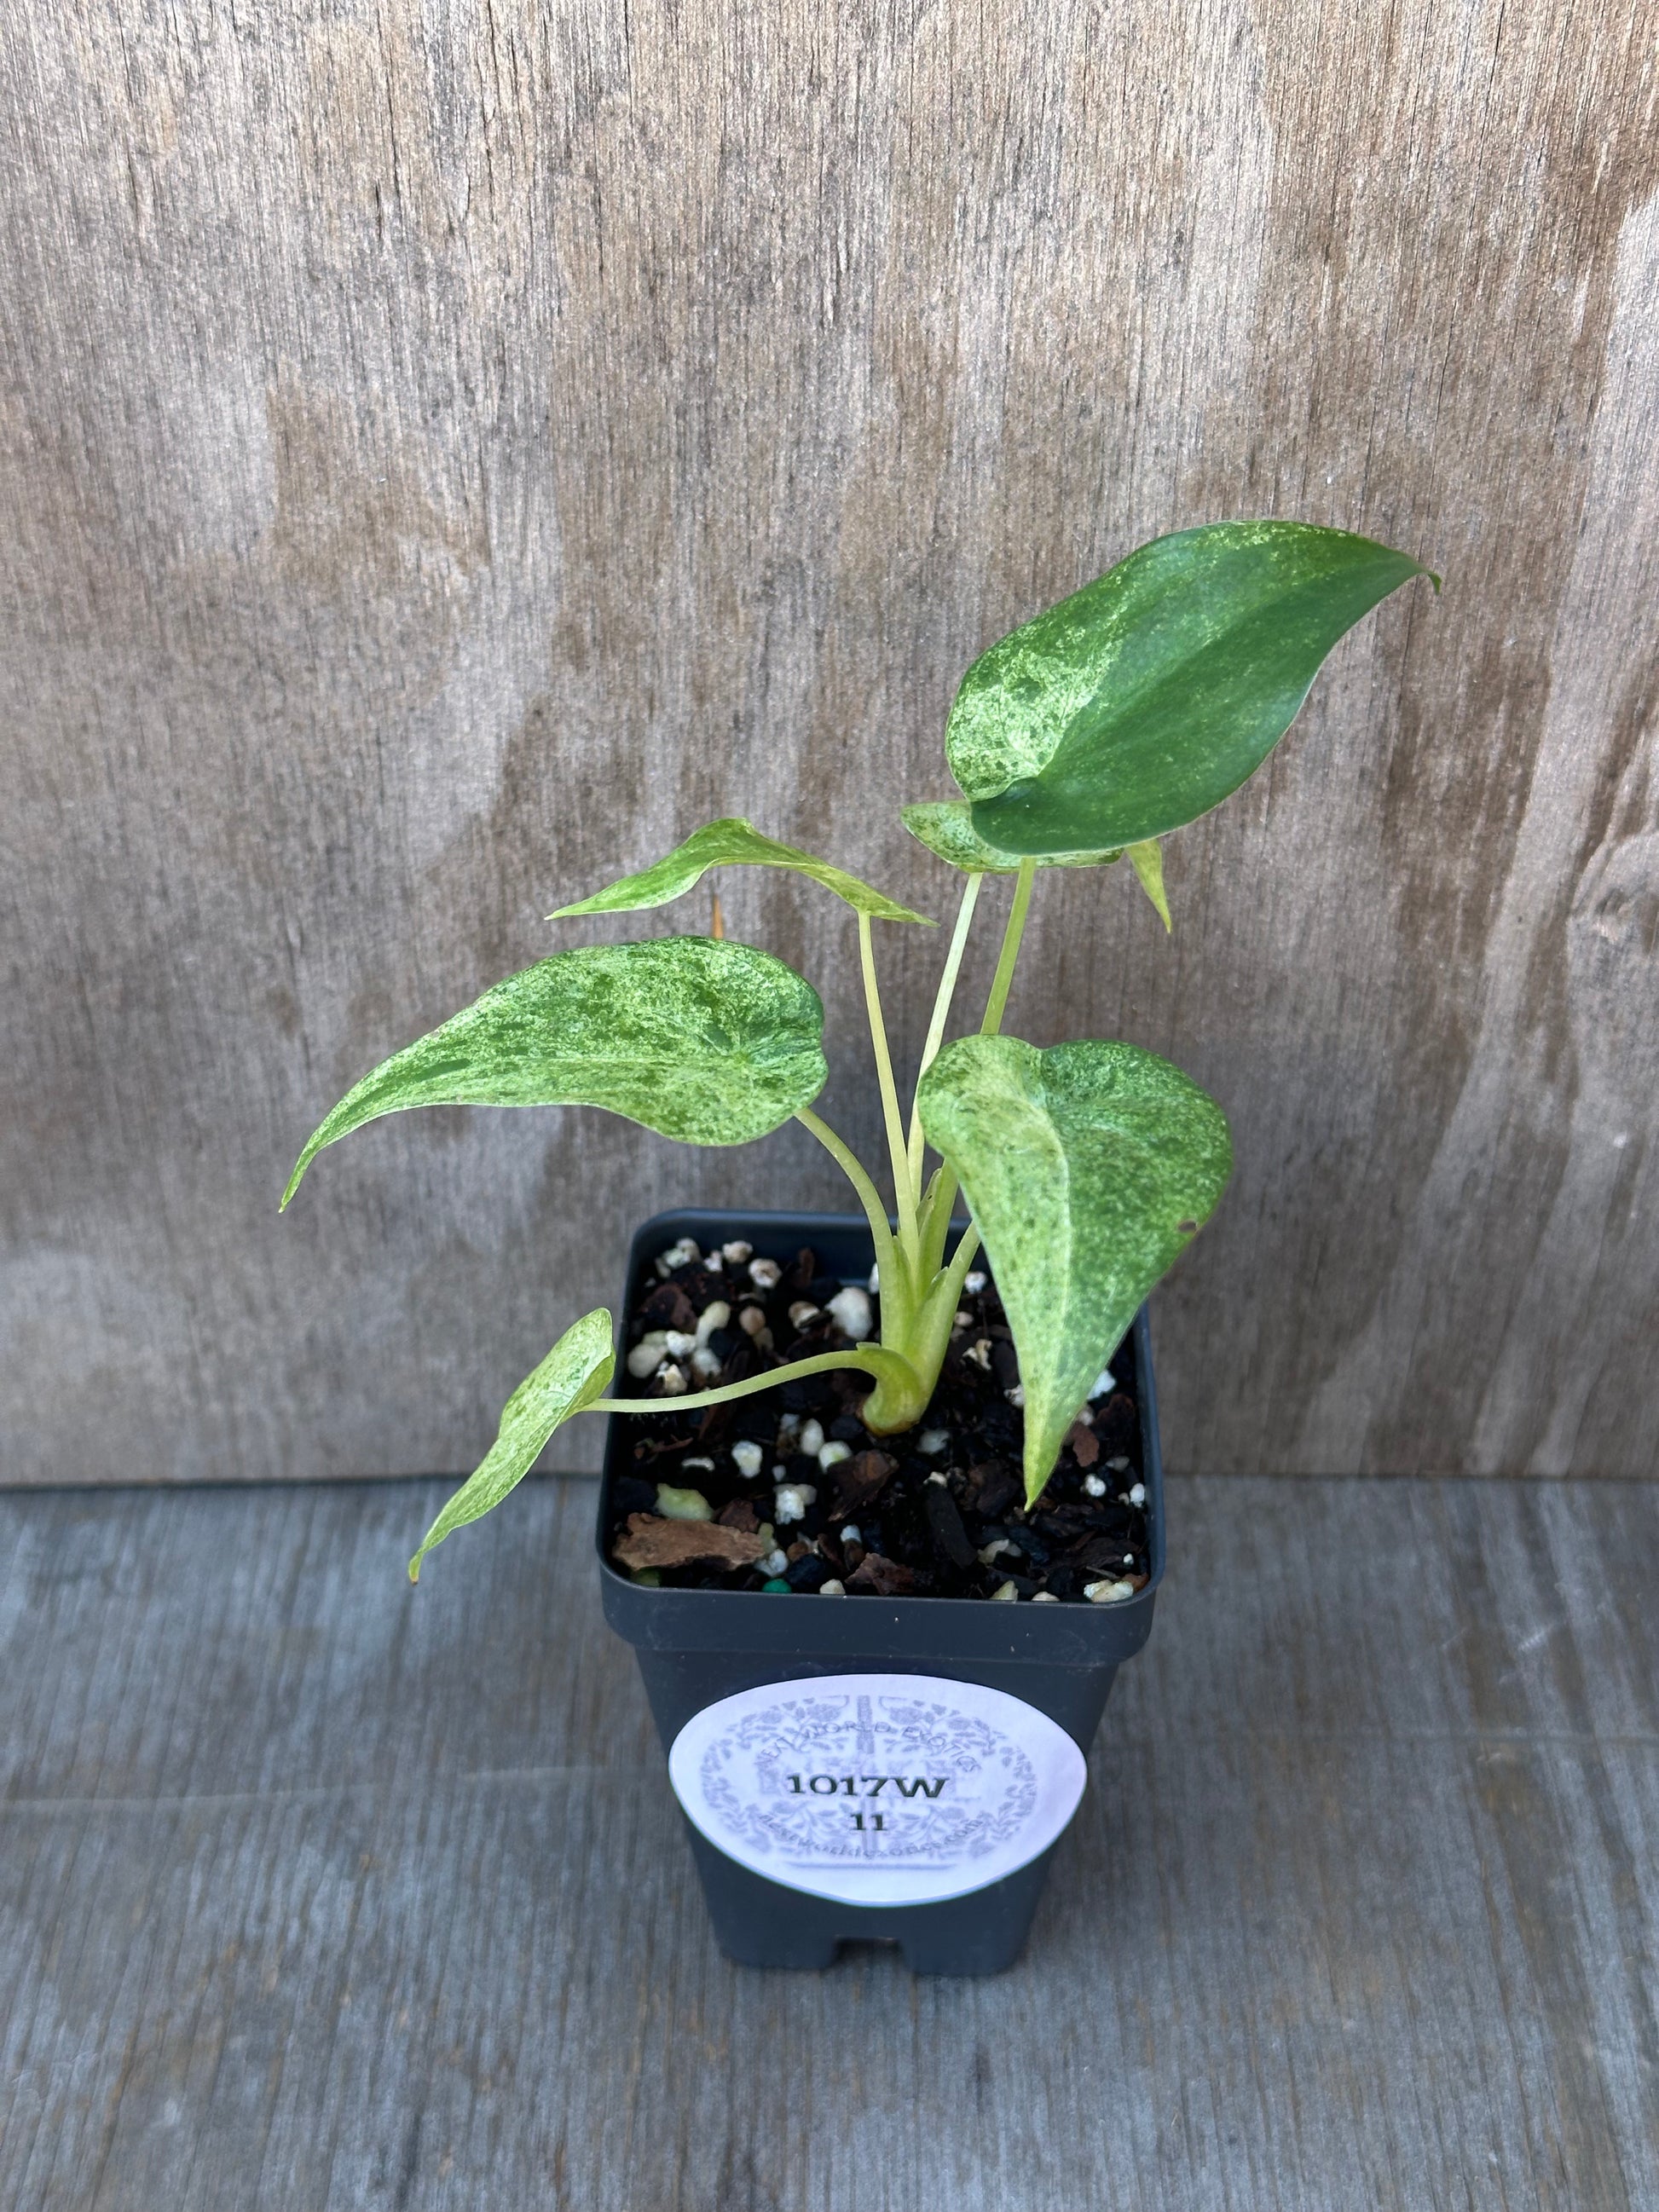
[3,1473,1657,2209]
[2,1,1656,1481]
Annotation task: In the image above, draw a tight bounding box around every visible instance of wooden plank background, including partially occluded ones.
[4,1471,1657,2209]
[2,0,1656,1484]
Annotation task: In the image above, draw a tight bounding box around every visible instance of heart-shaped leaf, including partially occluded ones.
[282,938,826,1205]
[917,1036,1232,1503]
[409,1308,615,1580]
[900,800,1124,875]
[550,817,931,925]
[948,521,1435,854]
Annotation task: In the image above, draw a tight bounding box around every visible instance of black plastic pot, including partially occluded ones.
[598,1208,1165,1975]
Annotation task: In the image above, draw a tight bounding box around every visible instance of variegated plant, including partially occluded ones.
[282,520,1435,1577]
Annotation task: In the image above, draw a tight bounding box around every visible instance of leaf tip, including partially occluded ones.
[1127,840,1172,932]
[408,1554,423,1585]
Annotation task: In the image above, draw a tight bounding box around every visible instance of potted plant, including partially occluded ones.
[283,520,1436,1972]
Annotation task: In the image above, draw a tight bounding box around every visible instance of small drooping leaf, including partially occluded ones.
[1127,840,1171,931]
[917,1036,1232,1504]
[409,1309,615,1581]
[900,800,1124,875]
[550,817,932,925]
[947,521,1436,854]
[282,938,826,1205]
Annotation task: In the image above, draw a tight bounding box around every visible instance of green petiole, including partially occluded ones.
[588,1343,924,1423]
[858,910,919,1252]
[905,869,983,1188]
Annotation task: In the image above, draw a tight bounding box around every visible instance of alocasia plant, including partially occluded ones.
[282,520,1435,1578]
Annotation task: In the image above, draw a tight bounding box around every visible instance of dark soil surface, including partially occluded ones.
[602,1230,1150,1604]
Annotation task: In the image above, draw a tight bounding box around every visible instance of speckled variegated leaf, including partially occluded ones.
[1127,840,1171,931]
[900,800,1123,875]
[409,1308,615,1581]
[282,938,826,1205]
[948,522,1435,855]
[917,1036,1231,1505]
[549,817,931,924]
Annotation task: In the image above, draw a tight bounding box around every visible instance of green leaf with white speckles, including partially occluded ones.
[949,522,1436,855]
[549,817,932,924]
[918,1036,1231,1505]
[409,1308,615,1581]
[900,800,1124,875]
[281,938,827,1205]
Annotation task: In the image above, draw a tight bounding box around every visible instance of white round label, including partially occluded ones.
[667,1672,1088,1906]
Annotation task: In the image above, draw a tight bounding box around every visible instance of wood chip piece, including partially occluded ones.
[1092,1393,1138,1454]
[630,1431,695,1460]
[641,1284,698,1332]
[1076,1535,1142,1574]
[613,1513,768,1573]
[966,1460,1021,1520]
[830,1448,898,1516]
[1066,1420,1101,1468]
[846,1551,917,1596]
[714,1499,759,1533]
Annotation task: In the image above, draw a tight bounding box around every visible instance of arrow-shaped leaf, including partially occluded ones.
[949,521,1435,855]
[550,817,932,925]
[901,800,1124,875]
[917,1036,1232,1504]
[409,1308,615,1581]
[282,937,827,1205]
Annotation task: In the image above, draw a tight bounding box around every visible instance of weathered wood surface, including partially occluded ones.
[3,0,1657,1482]
[3,1473,1656,2209]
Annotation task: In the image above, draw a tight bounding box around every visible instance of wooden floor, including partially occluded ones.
[2,1475,1656,2212]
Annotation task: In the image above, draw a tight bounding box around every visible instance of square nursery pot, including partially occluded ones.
[598,1208,1165,1976]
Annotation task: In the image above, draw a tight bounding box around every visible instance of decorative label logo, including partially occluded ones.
[667,1672,1088,1906]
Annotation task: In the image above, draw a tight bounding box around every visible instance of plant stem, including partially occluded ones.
[939,1219,982,1303]
[794,1109,899,1282]
[589,1344,918,1419]
[980,857,1036,1036]
[915,859,1039,1275]
[905,870,982,1187]
[858,910,919,1250]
